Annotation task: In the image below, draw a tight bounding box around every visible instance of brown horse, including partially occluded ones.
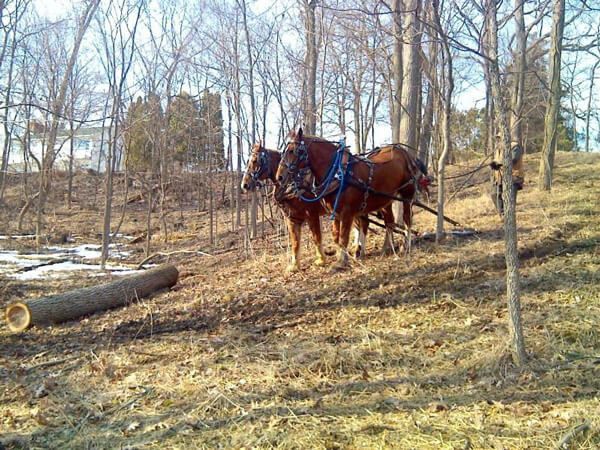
[241,143,327,272]
[276,128,426,269]
[241,143,394,271]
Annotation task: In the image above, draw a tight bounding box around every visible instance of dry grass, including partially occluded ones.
[1,151,600,449]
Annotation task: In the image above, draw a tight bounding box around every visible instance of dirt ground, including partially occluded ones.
[1,151,599,449]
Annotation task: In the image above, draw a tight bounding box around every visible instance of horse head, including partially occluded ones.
[276,127,309,187]
[241,142,275,192]
[413,157,432,196]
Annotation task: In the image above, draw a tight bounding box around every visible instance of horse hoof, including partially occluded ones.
[314,258,325,267]
[286,264,299,273]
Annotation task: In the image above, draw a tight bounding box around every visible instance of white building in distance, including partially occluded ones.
[7,122,122,173]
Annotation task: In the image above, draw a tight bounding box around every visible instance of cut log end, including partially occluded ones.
[6,302,31,332]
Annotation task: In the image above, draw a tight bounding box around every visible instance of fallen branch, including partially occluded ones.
[417,229,478,241]
[137,250,212,268]
[557,420,590,449]
[24,355,79,373]
[16,258,68,273]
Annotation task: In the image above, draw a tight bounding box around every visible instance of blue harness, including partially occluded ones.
[293,140,351,219]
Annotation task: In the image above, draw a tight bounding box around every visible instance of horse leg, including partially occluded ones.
[286,219,302,272]
[331,217,340,246]
[307,213,325,266]
[350,218,367,258]
[332,212,353,270]
[381,206,395,255]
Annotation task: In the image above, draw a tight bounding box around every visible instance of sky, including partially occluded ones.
[26,0,600,155]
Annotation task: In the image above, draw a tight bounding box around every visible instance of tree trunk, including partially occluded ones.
[391,0,402,142]
[537,0,565,191]
[510,0,526,144]
[67,117,75,209]
[419,82,434,168]
[303,0,318,135]
[585,61,598,152]
[395,0,422,224]
[432,0,453,243]
[398,0,422,150]
[486,0,527,365]
[353,87,361,153]
[5,264,179,332]
[482,30,494,156]
[0,24,16,204]
[239,0,258,238]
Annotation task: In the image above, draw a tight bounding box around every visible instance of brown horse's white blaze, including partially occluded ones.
[277,128,424,269]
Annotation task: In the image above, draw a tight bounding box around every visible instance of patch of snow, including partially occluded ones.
[12,261,142,281]
[0,241,135,280]
[0,235,36,240]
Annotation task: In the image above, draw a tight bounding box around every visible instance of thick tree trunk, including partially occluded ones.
[398,0,422,150]
[419,83,434,168]
[395,0,422,225]
[432,0,453,243]
[510,0,526,144]
[537,0,565,191]
[486,0,527,365]
[5,264,179,332]
[303,0,318,135]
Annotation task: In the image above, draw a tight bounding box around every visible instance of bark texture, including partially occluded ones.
[5,264,179,332]
[486,0,527,365]
[537,0,565,191]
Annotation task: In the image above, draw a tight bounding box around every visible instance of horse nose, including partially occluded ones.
[277,175,283,182]
[241,183,249,192]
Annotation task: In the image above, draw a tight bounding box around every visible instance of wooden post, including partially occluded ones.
[5,264,178,333]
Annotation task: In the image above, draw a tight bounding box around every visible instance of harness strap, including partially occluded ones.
[359,160,374,212]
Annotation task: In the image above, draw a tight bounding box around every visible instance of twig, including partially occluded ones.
[557,420,590,449]
[106,386,154,416]
[24,355,79,373]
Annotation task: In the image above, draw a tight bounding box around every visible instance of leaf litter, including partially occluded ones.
[0,152,599,448]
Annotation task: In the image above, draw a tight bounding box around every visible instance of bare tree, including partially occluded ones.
[537,0,565,190]
[485,0,527,365]
[95,0,143,268]
[238,0,258,238]
[32,0,99,244]
[432,0,453,243]
[585,60,599,152]
[302,0,318,135]
[390,0,402,143]
[394,0,422,225]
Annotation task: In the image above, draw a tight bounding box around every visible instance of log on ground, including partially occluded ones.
[5,264,179,333]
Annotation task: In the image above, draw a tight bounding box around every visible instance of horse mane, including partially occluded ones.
[292,133,337,145]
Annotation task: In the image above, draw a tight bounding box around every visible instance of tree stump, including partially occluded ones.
[5,264,179,332]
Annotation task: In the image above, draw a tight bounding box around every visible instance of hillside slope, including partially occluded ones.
[1,151,599,449]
